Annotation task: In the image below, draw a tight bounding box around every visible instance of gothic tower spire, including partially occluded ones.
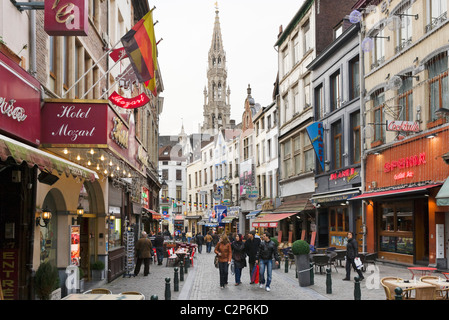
[202,3,231,134]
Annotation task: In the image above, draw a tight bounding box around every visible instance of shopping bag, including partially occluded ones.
[354,257,363,270]
[214,255,219,268]
[251,265,259,284]
[230,260,235,275]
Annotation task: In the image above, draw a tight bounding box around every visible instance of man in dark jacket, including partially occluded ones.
[154,232,165,265]
[244,230,261,283]
[255,232,280,292]
[343,231,364,281]
[134,231,153,276]
[195,232,204,254]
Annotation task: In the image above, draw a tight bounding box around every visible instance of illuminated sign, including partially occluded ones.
[386,120,419,133]
[108,91,150,110]
[384,152,426,173]
[330,167,359,181]
[44,0,89,36]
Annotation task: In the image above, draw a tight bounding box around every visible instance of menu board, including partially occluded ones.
[70,226,81,266]
[123,231,135,277]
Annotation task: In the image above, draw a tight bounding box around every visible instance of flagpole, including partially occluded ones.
[80,53,127,99]
[98,66,134,100]
[63,38,123,98]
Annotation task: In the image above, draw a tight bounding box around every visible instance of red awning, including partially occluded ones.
[349,184,442,200]
[252,212,297,228]
[143,208,161,219]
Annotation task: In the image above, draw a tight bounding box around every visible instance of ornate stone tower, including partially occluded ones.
[202,5,231,133]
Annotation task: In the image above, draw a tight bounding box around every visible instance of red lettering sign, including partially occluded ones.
[386,120,420,133]
[0,52,41,145]
[44,0,88,36]
[384,152,426,173]
[108,91,150,109]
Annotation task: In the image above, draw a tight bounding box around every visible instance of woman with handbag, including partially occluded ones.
[231,234,247,286]
[343,231,364,281]
[214,234,232,289]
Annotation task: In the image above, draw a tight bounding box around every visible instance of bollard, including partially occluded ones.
[180,261,184,281]
[185,257,189,274]
[309,263,314,286]
[165,277,171,300]
[284,255,289,273]
[395,287,403,300]
[174,267,179,292]
[150,295,158,300]
[354,276,361,300]
[326,268,332,294]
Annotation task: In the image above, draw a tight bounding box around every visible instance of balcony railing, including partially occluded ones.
[425,12,447,33]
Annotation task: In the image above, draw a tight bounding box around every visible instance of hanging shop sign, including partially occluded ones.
[44,0,89,36]
[141,187,149,209]
[108,91,150,110]
[306,122,324,171]
[386,120,420,133]
[41,101,107,145]
[0,52,41,145]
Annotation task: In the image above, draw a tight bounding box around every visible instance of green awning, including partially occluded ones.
[436,178,449,206]
[221,216,236,224]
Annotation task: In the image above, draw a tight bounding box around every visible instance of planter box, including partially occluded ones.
[295,254,311,287]
[91,270,105,281]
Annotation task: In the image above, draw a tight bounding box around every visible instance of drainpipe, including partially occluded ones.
[29,7,36,76]
[359,21,367,253]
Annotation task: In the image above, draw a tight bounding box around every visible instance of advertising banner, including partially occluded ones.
[70,225,81,266]
[306,121,324,171]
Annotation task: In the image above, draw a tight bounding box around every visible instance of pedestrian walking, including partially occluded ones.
[134,231,153,276]
[255,232,279,292]
[212,232,219,247]
[205,232,213,253]
[244,230,261,284]
[214,233,232,289]
[154,232,165,265]
[231,234,246,285]
[195,232,205,254]
[342,231,364,281]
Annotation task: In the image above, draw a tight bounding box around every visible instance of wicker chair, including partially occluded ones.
[420,276,447,300]
[120,291,145,299]
[380,277,403,300]
[83,288,112,294]
[415,286,436,300]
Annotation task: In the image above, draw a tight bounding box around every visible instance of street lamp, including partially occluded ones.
[72,204,84,225]
[36,207,52,228]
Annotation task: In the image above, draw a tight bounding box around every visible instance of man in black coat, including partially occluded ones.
[195,232,204,254]
[244,230,261,284]
[343,231,364,281]
[154,232,165,265]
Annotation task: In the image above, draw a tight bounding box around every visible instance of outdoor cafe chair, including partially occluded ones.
[120,291,145,300]
[380,277,403,300]
[83,288,112,294]
[420,276,449,300]
[312,254,330,274]
[166,248,178,267]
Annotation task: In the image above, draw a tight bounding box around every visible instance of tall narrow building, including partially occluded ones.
[202,6,231,133]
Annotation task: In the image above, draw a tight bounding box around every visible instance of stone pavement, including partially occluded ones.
[83,245,449,301]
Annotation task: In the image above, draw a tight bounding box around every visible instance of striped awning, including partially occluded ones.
[0,134,98,181]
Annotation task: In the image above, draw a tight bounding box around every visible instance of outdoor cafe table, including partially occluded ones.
[383,278,435,299]
[62,294,144,300]
[407,267,437,279]
[175,248,189,264]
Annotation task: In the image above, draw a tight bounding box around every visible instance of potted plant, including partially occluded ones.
[292,240,311,287]
[34,262,60,300]
[91,260,105,281]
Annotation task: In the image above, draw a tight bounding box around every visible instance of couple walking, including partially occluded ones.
[214,231,279,291]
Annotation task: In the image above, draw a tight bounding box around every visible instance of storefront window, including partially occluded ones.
[378,201,413,255]
[329,207,348,232]
[108,218,122,250]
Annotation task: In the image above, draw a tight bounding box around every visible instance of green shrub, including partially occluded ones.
[291,240,310,255]
[34,262,59,300]
[270,237,279,247]
[91,260,105,271]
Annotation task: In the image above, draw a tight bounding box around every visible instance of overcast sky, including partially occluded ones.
[149,0,305,136]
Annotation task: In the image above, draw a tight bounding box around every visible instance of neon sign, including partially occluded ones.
[384,152,426,173]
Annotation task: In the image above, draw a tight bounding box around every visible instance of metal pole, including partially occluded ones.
[63,38,123,98]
